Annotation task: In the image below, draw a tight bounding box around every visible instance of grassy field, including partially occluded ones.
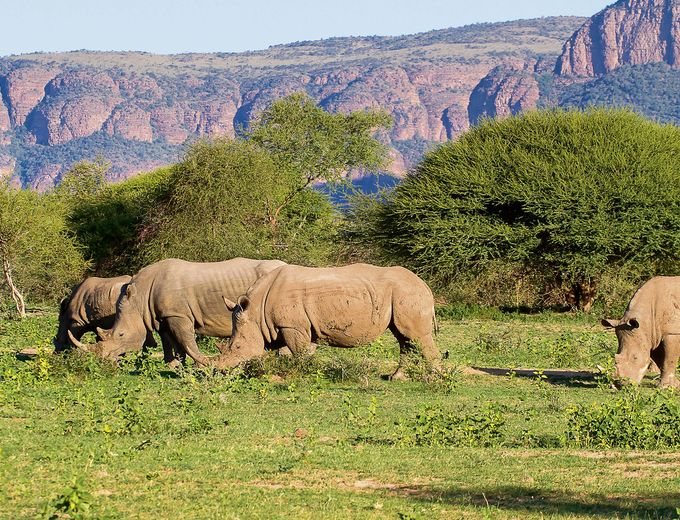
[1,307,679,519]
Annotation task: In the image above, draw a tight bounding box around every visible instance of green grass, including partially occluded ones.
[1,308,679,519]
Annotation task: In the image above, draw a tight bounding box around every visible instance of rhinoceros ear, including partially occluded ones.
[96,327,112,340]
[601,319,620,329]
[626,317,640,329]
[223,297,237,311]
[126,283,137,299]
[237,295,251,311]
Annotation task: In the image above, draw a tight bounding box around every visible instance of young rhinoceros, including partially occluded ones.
[55,276,156,352]
[69,258,285,364]
[217,263,439,380]
[602,276,680,388]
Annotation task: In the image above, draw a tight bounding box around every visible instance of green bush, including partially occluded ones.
[566,388,680,449]
[0,184,89,314]
[62,165,172,274]
[348,109,680,310]
[134,139,339,266]
[399,404,505,447]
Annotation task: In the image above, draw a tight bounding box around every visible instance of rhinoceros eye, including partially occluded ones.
[118,332,124,337]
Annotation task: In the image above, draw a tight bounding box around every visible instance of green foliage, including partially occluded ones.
[55,158,109,201]
[0,184,89,310]
[248,92,392,189]
[350,109,680,309]
[131,94,389,267]
[41,477,93,520]
[556,63,680,126]
[135,139,338,265]
[399,404,505,447]
[566,388,680,449]
[63,166,172,274]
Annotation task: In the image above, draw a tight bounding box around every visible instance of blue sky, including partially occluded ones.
[2,0,613,56]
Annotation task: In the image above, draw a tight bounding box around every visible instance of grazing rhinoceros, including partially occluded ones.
[68,258,285,364]
[55,276,156,352]
[215,263,439,380]
[602,276,680,388]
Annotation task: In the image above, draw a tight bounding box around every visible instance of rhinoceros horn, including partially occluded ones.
[67,330,91,352]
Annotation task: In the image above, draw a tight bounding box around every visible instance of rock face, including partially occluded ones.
[556,0,680,76]
[468,63,540,125]
[0,17,588,187]
[0,67,59,126]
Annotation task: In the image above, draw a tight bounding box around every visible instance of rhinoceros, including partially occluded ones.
[68,258,285,364]
[602,276,680,388]
[215,263,439,379]
[55,276,156,352]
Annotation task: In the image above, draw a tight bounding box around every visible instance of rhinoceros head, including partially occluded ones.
[223,295,265,355]
[74,283,147,360]
[601,317,650,384]
[53,296,72,352]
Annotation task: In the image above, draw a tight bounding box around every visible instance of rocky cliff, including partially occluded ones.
[0,17,584,189]
[556,0,680,76]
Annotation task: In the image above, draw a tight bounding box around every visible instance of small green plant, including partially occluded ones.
[28,341,53,381]
[93,384,153,436]
[566,388,680,449]
[41,477,93,519]
[399,404,505,447]
[342,393,378,439]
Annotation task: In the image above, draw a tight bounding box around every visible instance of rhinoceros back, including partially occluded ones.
[131,258,285,333]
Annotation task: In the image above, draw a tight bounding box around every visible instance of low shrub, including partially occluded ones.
[398,404,505,447]
[566,388,680,449]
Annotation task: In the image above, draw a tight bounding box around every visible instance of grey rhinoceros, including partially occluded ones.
[55,276,156,352]
[68,258,285,364]
[602,276,680,388]
[215,263,439,380]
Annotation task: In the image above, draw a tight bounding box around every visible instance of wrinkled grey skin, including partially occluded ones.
[602,276,680,388]
[216,263,439,380]
[77,258,285,364]
[55,276,156,352]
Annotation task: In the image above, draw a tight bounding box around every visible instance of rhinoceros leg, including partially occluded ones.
[279,328,316,356]
[163,316,210,367]
[389,323,440,381]
[276,346,293,357]
[657,337,680,389]
[156,324,184,367]
[143,330,158,350]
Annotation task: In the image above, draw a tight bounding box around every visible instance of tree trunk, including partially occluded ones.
[2,257,25,319]
[568,280,598,313]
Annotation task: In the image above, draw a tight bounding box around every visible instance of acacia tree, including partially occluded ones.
[247,92,392,230]
[349,109,680,311]
[0,184,89,317]
[136,93,392,266]
[56,157,109,201]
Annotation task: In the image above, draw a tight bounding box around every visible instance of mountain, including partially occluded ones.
[4,0,680,191]
[555,0,680,76]
[0,17,584,189]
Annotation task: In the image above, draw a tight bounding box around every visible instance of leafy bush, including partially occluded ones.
[399,404,505,447]
[0,184,89,314]
[41,477,94,520]
[62,165,172,274]
[566,389,680,449]
[348,109,680,310]
[134,139,339,266]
